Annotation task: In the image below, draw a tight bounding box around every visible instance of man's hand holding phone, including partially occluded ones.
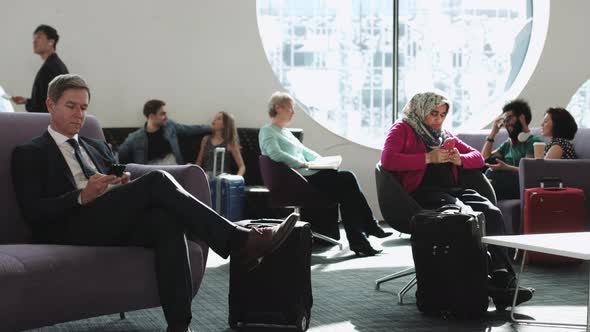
[486,158,509,171]
[80,165,130,204]
[108,164,130,185]
[80,173,121,204]
[107,164,126,177]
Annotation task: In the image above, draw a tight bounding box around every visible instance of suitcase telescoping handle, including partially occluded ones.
[212,147,226,213]
[435,204,462,213]
[538,176,563,189]
[212,147,226,177]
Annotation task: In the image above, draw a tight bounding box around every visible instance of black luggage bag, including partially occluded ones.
[410,205,489,317]
[228,221,313,331]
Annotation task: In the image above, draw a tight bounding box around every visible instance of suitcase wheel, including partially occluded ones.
[295,309,310,332]
[228,313,238,329]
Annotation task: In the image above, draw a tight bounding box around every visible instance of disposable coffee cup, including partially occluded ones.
[533,142,546,159]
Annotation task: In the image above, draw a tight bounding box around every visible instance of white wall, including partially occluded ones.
[2,0,589,218]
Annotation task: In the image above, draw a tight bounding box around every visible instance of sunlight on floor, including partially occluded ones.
[308,320,358,331]
[311,236,415,273]
[510,305,588,324]
[206,249,229,268]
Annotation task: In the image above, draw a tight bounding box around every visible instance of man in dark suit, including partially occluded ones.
[12,24,69,113]
[11,74,298,332]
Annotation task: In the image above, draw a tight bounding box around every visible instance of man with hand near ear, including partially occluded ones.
[12,24,69,113]
[482,99,543,200]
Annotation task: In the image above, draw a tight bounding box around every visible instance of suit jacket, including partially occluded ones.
[11,131,116,243]
[26,53,69,113]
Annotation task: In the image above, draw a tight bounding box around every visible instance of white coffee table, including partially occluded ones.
[482,232,590,331]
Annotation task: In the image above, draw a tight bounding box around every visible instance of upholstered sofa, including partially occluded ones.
[0,113,209,331]
[457,127,590,234]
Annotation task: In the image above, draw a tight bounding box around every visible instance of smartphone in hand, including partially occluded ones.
[485,156,499,165]
[107,164,126,177]
[441,137,457,151]
[495,114,506,128]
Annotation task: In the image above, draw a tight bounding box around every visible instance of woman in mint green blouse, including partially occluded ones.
[259,92,391,256]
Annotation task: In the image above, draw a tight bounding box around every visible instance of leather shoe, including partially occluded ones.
[488,271,535,310]
[365,222,393,238]
[350,242,383,256]
[238,212,299,270]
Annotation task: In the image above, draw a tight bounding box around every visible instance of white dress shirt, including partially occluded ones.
[47,125,98,191]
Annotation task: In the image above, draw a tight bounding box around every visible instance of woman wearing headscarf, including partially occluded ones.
[380,91,534,310]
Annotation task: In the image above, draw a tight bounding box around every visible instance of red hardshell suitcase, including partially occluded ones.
[523,177,586,264]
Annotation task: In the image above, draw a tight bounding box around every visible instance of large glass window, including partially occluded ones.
[257,0,534,148]
[398,1,533,132]
[566,80,590,128]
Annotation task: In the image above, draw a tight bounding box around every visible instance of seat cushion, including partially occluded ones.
[0,242,206,331]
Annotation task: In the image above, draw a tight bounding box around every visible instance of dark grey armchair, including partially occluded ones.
[374,163,419,304]
[0,112,209,331]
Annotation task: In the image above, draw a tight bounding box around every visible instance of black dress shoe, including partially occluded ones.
[350,243,383,256]
[488,271,535,310]
[365,224,393,238]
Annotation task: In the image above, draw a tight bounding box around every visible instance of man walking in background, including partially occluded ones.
[12,24,69,113]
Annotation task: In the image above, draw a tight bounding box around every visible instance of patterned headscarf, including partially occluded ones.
[402,92,450,150]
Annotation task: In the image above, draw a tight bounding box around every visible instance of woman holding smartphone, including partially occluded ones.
[381,91,534,310]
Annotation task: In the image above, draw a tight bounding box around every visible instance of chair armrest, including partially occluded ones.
[125,163,211,207]
[519,158,590,193]
[275,169,328,207]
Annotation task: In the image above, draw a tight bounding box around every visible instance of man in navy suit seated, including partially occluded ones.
[11,74,298,332]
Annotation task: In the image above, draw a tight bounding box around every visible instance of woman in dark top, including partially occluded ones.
[196,111,245,177]
[541,107,578,159]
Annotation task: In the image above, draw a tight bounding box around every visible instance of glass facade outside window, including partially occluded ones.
[567,80,590,128]
[398,0,533,132]
[257,0,533,148]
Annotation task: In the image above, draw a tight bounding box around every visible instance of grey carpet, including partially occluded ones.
[31,229,589,332]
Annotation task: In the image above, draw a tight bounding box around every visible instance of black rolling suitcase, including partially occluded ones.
[229,221,313,331]
[410,205,489,317]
